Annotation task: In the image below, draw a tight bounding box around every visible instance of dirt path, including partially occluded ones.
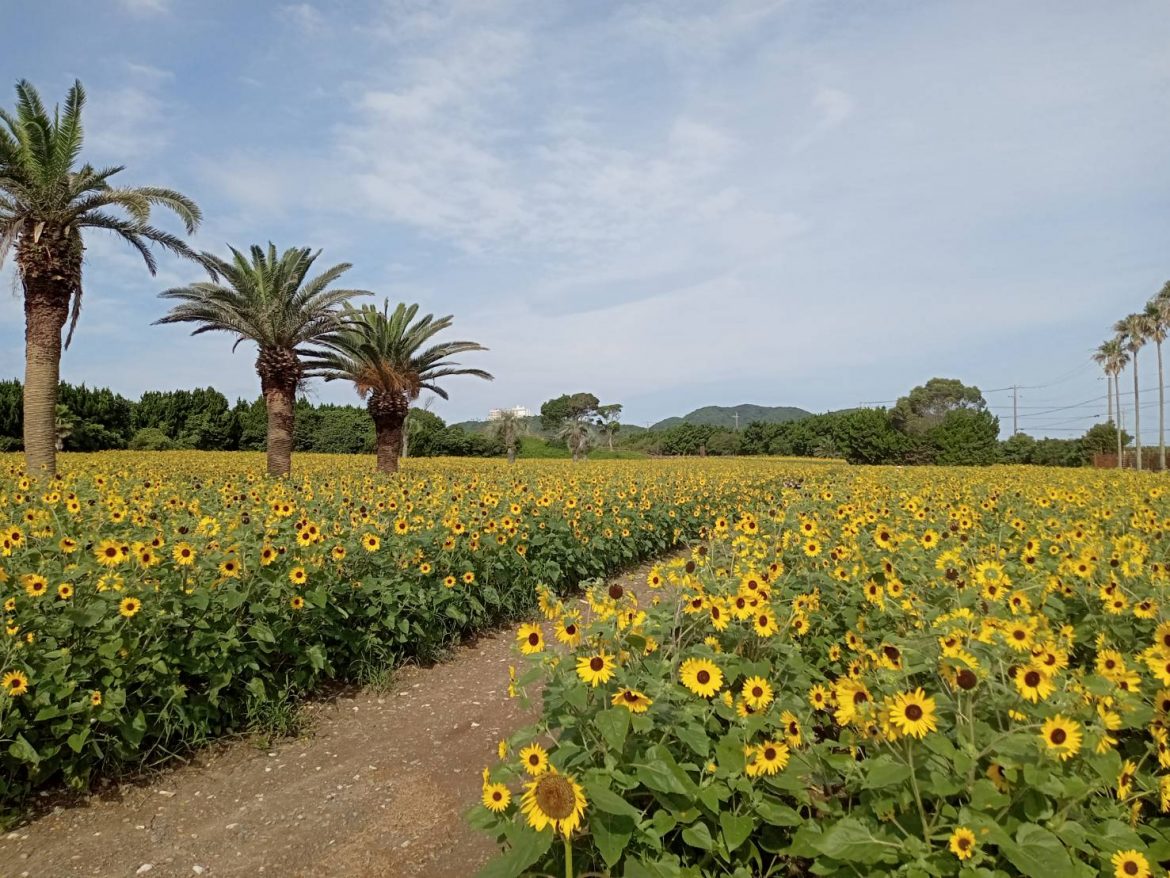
[0,559,666,878]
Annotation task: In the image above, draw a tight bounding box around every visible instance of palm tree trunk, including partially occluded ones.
[1106,373,1114,426]
[1158,340,1166,471]
[374,416,404,473]
[1115,373,1123,469]
[22,292,69,476]
[507,440,516,464]
[262,386,295,477]
[1134,354,1142,471]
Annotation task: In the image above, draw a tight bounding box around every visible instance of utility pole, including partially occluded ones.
[733,412,739,431]
[1011,385,1019,436]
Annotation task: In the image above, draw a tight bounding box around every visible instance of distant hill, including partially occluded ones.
[651,404,812,431]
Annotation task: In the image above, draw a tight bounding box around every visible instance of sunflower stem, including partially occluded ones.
[563,835,573,878]
[906,740,932,848]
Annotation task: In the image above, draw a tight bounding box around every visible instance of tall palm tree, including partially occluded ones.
[156,244,368,476]
[1116,313,1150,470]
[304,301,492,474]
[1145,296,1170,471]
[1093,338,1128,469]
[0,79,201,475]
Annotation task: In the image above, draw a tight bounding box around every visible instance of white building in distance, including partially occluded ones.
[488,406,532,421]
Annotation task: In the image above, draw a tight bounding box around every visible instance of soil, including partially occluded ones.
[0,559,664,878]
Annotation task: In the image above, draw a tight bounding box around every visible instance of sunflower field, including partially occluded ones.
[478,466,1170,878]
[0,452,794,811]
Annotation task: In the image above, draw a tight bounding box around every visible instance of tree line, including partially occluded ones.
[0,380,502,458]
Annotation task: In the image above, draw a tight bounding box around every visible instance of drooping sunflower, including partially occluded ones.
[888,688,938,739]
[576,651,616,687]
[1040,715,1082,761]
[611,688,653,713]
[948,827,976,860]
[2,669,29,697]
[518,742,549,776]
[520,769,587,837]
[679,657,723,698]
[119,597,142,618]
[516,623,544,655]
[741,676,773,711]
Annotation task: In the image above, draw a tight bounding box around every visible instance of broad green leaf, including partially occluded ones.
[595,708,630,751]
[719,811,754,852]
[1000,823,1073,877]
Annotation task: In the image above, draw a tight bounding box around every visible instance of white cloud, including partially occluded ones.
[282,3,325,34]
[118,0,170,14]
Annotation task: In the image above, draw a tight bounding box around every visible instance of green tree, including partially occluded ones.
[891,378,987,436]
[155,244,369,476]
[0,79,201,475]
[927,408,1000,465]
[129,427,174,451]
[1081,421,1130,459]
[304,300,492,473]
[832,408,904,464]
[540,392,600,431]
[595,403,623,451]
[999,432,1037,464]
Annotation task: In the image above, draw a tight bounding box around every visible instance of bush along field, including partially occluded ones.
[476,467,1170,878]
[0,453,813,814]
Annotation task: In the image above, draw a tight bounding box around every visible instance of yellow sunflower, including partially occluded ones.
[482,782,511,813]
[1040,715,1082,761]
[679,657,723,698]
[948,827,976,860]
[2,669,29,697]
[516,623,544,655]
[119,597,142,618]
[576,651,616,687]
[518,742,549,776]
[741,676,774,711]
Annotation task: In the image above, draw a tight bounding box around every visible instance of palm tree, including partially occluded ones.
[156,244,368,477]
[491,409,524,464]
[1146,296,1170,471]
[559,417,593,462]
[1093,338,1128,469]
[304,301,492,474]
[1116,313,1150,470]
[53,404,77,452]
[0,79,201,475]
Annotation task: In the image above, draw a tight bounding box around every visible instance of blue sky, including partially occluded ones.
[2,0,1168,437]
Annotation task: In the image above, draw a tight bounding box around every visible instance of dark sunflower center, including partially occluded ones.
[565,625,576,636]
[759,615,769,627]
[1124,862,1138,876]
[696,670,710,685]
[1050,728,1067,745]
[752,686,763,698]
[958,837,971,850]
[1024,671,1041,687]
[957,669,977,690]
[904,704,923,721]
[528,633,539,646]
[854,691,868,704]
[624,691,638,702]
[764,747,776,760]
[534,775,575,820]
